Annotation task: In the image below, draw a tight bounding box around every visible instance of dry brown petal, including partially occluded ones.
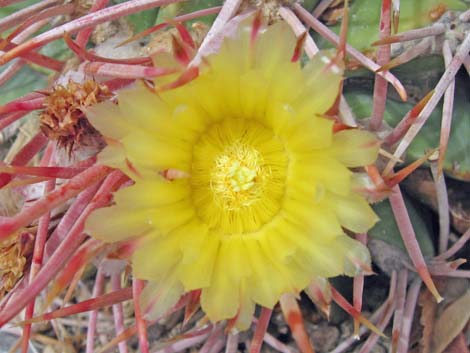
[39,80,112,153]
[419,287,438,353]
[0,233,27,297]
[432,290,470,353]
[239,0,298,24]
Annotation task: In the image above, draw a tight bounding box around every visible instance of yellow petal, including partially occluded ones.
[200,259,239,322]
[254,20,296,77]
[152,51,184,88]
[96,142,127,172]
[264,102,333,150]
[200,236,253,322]
[255,21,303,104]
[119,83,205,145]
[183,76,225,121]
[147,199,196,234]
[325,192,379,233]
[114,178,190,210]
[210,27,250,76]
[141,274,184,320]
[284,116,334,152]
[86,101,130,140]
[85,206,152,242]
[239,69,269,119]
[293,50,344,116]
[123,130,190,171]
[290,155,351,196]
[232,281,255,331]
[179,232,219,290]
[171,103,209,141]
[117,84,171,133]
[177,220,209,264]
[330,130,380,167]
[295,234,371,278]
[337,236,371,276]
[258,224,297,263]
[281,201,343,241]
[220,236,252,279]
[132,231,181,281]
[293,237,348,278]
[244,237,288,308]
[201,36,247,118]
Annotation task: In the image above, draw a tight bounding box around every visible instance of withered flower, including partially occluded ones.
[39,80,112,152]
[0,232,31,298]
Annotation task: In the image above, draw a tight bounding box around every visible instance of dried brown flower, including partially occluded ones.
[0,233,30,297]
[319,0,347,25]
[239,0,298,24]
[39,80,112,152]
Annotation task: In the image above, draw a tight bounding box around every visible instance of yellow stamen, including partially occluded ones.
[211,142,268,210]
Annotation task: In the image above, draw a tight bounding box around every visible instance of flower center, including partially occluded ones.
[211,142,267,210]
[191,118,287,235]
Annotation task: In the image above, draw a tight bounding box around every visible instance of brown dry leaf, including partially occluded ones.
[0,232,33,298]
[432,290,470,353]
[419,288,438,353]
[444,333,470,353]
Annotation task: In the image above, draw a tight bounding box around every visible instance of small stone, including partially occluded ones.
[353,342,387,353]
[307,323,340,353]
[0,332,36,353]
[340,319,354,340]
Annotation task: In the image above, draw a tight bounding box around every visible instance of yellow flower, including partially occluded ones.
[85,18,379,329]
